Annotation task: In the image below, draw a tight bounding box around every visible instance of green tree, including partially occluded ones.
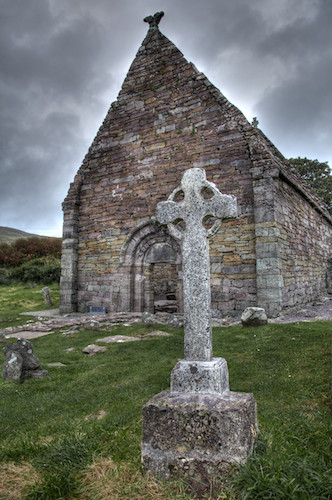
[288,157,332,215]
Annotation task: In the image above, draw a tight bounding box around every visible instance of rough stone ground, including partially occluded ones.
[271,296,332,323]
[3,311,142,340]
[3,296,332,341]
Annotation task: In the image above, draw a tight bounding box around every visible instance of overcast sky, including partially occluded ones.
[1,0,331,237]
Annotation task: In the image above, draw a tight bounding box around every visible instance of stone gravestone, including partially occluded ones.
[3,339,49,382]
[42,287,52,308]
[141,168,258,481]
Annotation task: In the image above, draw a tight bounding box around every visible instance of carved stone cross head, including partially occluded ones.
[156,168,237,242]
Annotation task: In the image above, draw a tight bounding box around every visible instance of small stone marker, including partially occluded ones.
[142,168,258,482]
[42,287,53,308]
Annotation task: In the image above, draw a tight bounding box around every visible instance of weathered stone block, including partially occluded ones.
[142,390,258,480]
[170,358,229,394]
[241,307,268,326]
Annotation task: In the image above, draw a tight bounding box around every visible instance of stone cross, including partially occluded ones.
[156,168,237,361]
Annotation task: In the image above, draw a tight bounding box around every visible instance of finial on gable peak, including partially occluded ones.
[144,11,164,29]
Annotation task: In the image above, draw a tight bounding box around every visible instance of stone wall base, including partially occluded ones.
[142,390,258,481]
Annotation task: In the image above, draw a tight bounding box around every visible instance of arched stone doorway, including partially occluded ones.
[144,243,182,313]
[119,221,182,313]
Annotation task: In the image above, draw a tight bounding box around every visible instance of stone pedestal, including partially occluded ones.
[142,390,258,481]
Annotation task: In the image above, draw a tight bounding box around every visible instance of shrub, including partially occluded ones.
[0,243,22,267]
[13,237,62,259]
[10,259,61,284]
[0,238,62,268]
[0,268,11,285]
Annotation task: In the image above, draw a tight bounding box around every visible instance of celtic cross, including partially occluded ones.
[156,168,237,361]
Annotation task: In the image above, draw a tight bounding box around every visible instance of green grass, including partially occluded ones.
[0,284,331,498]
[0,283,60,327]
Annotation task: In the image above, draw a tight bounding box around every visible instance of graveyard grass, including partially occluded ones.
[0,285,331,499]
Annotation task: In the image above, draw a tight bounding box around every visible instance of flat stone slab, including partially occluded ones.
[96,331,172,343]
[141,330,172,338]
[20,309,60,317]
[47,362,66,367]
[96,335,141,343]
[5,331,54,340]
[82,344,107,354]
[142,390,258,481]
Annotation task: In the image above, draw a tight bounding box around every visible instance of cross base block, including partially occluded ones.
[171,357,229,394]
[142,390,258,481]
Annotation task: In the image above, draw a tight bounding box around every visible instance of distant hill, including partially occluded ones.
[0,227,45,244]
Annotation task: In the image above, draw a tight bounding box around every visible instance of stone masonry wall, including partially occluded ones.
[276,177,332,309]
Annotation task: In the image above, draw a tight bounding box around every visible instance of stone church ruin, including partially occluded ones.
[60,12,332,318]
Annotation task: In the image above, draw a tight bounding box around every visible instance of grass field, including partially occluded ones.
[0,283,60,327]
[0,285,331,499]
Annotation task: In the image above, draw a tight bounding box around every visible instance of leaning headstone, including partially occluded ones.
[241,307,268,327]
[3,339,49,382]
[141,168,258,482]
[42,287,53,307]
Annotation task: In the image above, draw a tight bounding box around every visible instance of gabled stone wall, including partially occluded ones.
[60,20,332,317]
[61,25,257,316]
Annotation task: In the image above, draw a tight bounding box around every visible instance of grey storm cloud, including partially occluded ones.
[0,0,331,235]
